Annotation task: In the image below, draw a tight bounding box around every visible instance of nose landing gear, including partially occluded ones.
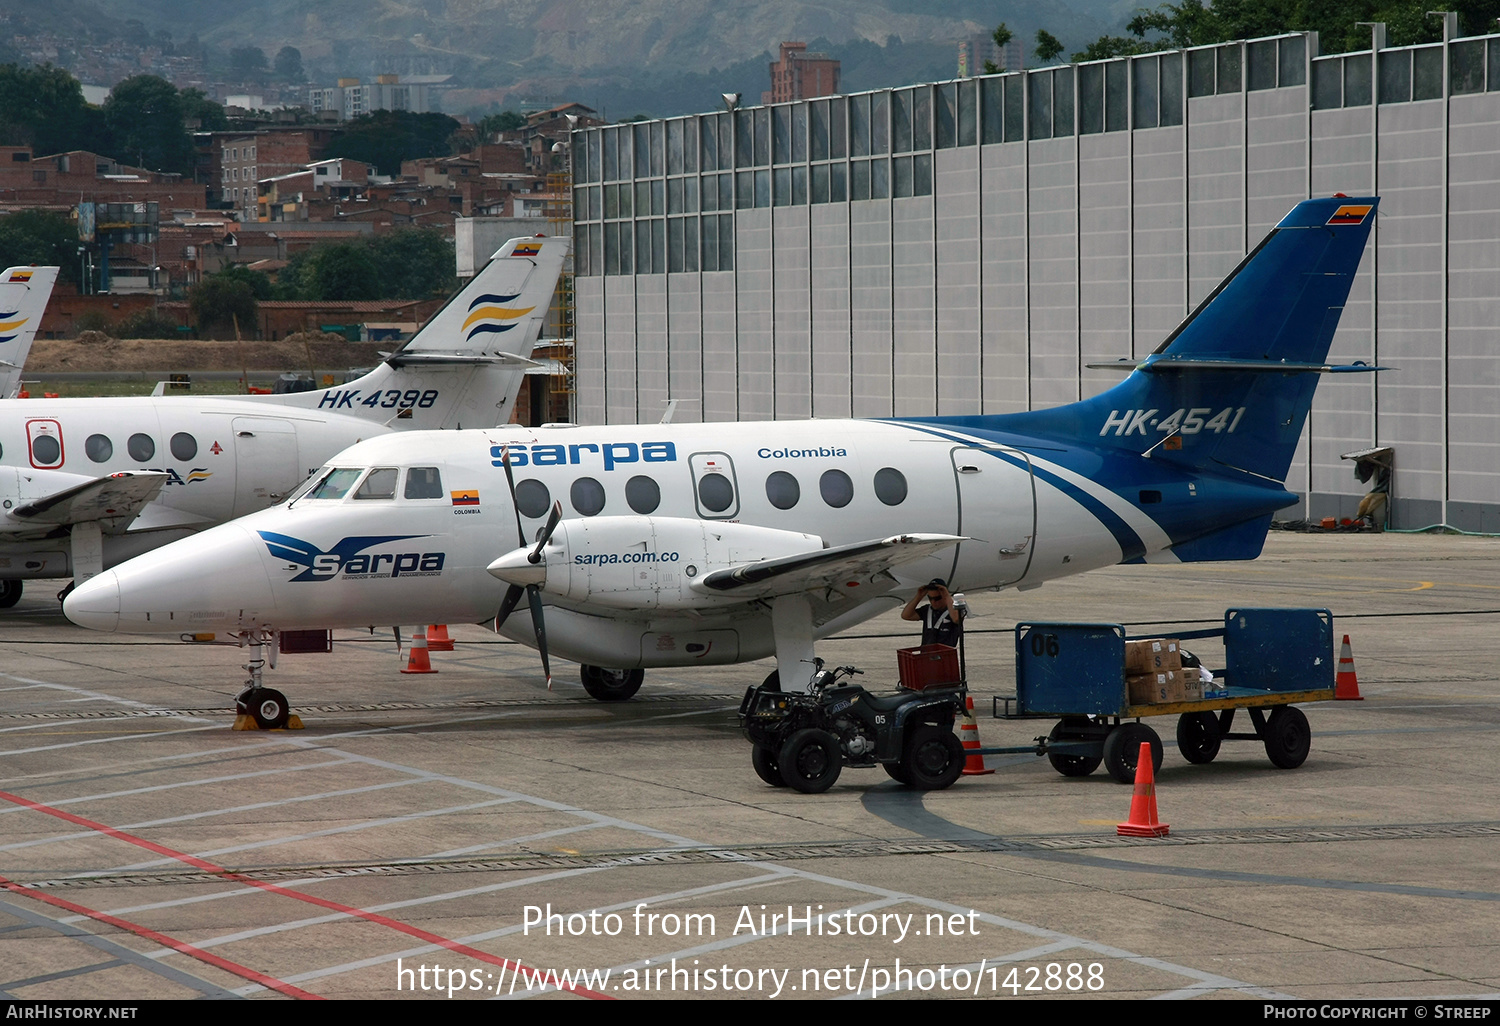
[231,629,304,731]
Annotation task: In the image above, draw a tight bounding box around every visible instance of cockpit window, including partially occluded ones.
[306,468,362,500]
[285,468,329,504]
[404,466,444,499]
[354,467,398,500]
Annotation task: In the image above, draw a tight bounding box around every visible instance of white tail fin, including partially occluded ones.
[265,235,570,429]
[0,266,61,399]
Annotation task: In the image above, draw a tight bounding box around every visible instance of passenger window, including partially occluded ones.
[516,479,551,518]
[170,432,197,461]
[625,475,660,514]
[765,471,800,510]
[697,472,734,513]
[354,467,398,499]
[307,468,363,500]
[820,468,854,508]
[404,466,444,499]
[571,476,606,516]
[127,433,155,462]
[873,467,908,506]
[31,434,61,466]
[86,434,113,462]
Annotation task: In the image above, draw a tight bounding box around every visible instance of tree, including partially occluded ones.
[324,110,463,175]
[180,88,228,131]
[983,22,1013,74]
[274,46,304,82]
[307,243,381,301]
[189,274,258,338]
[215,263,272,300]
[1034,29,1065,64]
[230,46,269,83]
[477,110,525,139]
[0,64,104,158]
[102,75,193,176]
[0,210,79,285]
[369,228,456,299]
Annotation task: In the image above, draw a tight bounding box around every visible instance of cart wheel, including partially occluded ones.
[1176,712,1222,764]
[778,728,843,793]
[1263,706,1311,769]
[1101,722,1163,784]
[882,761,911,784]
[751,745,787,787]
[1047,720,1102,777]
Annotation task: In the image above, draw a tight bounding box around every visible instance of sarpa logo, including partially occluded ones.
[259,531,445,582]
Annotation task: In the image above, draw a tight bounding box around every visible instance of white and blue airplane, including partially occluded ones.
[0,236,567,607]
[0,265,61,400]
[64,198,1380,723]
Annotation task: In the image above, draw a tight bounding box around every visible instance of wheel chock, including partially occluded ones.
[232,712,306,731]
[1117,742,1170,838]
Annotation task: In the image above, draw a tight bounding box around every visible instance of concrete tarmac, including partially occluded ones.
[1,531,1497,1001]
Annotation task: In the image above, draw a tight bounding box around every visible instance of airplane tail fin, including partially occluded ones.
[0,266,61,399]
[1003,197,1378,483]
[271,235,570,429]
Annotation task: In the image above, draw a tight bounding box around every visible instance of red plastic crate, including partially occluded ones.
[897,644,961,690]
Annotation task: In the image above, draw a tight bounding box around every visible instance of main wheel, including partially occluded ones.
[0,580,21,609]
[777,728,842,793]
[882,761,911,784]
[1176,712,1222,764]
[1263,705,1311,769]
[1101,722,1163,784]
[241,688,290,730]
[903,725,965,791]
[1047,719,1102,777]
[751,745,787,787]
[580,665,644,701]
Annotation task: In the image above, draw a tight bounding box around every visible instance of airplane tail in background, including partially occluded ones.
[996,197,1379,484]
[270,235,570,430]
[0,266,61,399]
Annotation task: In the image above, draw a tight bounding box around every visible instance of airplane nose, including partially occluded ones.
[64,571,120,632]
[486,547,547,587]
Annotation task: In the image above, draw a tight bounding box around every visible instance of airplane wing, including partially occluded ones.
[691,533,964,601]
[5,472,169,533]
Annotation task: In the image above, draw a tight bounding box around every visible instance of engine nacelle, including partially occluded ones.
[491,516,822,610]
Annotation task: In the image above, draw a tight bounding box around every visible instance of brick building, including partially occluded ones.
[0,147,205,213]
[762,42,840,104]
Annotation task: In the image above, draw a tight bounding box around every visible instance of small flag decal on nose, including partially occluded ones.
[451,490,480,506]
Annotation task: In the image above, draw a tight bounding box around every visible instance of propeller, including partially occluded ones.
[493,443,562,688]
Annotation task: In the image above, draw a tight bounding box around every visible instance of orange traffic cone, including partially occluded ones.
[1335,635,1363,700]
[1117,742,1169,837]
[400,630,438,674]
[959,695,995,775]
[426,624,455,652]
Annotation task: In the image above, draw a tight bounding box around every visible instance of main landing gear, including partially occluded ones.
[580,664,645,701]
[231,629,303,731]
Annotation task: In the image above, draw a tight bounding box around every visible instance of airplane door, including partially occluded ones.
[231,417,301,517]
[26,419,64,469]
[950,446,1037,588]
[688,452,739,519]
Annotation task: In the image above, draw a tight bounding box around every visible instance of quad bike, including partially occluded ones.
[738,659,968,794]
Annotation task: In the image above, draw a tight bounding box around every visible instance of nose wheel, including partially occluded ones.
[230,630,304,731]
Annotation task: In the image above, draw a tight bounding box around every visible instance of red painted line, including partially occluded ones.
[0,789,613,1000]
[0,873,321,999]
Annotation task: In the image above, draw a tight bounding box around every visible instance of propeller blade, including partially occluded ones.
[529,500,563,564]
[492,584,525,632]
[498,443,526,549]
[526,584,551,689]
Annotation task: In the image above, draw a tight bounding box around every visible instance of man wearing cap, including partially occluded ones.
[900,578,963,648]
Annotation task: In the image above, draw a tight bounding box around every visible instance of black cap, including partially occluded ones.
[926,578,947,589]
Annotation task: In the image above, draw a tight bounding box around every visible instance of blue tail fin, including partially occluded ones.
[999,197,1378,482]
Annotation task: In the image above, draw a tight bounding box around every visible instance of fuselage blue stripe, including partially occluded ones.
[885,420,1149,563]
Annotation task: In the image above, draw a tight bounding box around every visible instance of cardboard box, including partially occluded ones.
[1125,637,1182,674]
[1127,669,1188,705]
[1181,674,1204,702]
